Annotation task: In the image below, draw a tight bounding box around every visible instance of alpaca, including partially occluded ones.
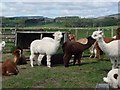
[0,41,5,52]
[89,42,97,58]
[92,28,120,59]
[13,47,27,65]
[67,33,96,58]
[2,59,19,76]
[67,33,76,41]
[103,69,120,88]
[2,49,21,76]
[30,31,63,68]
[62,32,96,67]
[13,48,27,65]
[94,37,116,59]
[92,31,120,69]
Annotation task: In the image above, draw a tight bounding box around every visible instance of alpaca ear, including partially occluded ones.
[99,31,103,35]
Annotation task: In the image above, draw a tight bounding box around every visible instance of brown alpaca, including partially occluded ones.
[13,47,27,65]
[67,33,88,44]
[67,33,76,41]
[2,49,21,76]
[2,59,19,76]
[62,36,96,67]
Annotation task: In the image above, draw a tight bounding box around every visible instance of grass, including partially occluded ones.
[2,53,111,89]
[1,26,115,89]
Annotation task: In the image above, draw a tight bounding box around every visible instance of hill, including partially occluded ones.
[1,13,119,28]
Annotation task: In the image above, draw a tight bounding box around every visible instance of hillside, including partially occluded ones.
[97,13,120,19]
[1,13,119,28]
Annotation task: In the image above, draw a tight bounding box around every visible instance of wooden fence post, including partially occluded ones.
[75,29,78,40]
[111,27,114,37]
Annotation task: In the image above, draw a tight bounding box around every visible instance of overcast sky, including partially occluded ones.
[1,0,120,18]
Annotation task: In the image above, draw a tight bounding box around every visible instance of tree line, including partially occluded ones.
[1,14,120,28]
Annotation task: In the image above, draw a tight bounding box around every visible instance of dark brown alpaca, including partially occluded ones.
[14,47,27,65]
[2,49,21,76]
[62,36,96,67]
[116,27,120,39]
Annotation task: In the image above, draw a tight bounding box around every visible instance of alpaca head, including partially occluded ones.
[13,49,22,63]
[103,69,119,88]
[91,31,104,41]
[68,33,76,41]
[53,31,63,40]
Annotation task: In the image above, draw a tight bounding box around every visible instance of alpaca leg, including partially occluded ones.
[63,53,72,67]
[38,54,44,66]
[77,54,82,66]
[73,55,77,65]
[111,61,115,69]
[30,54,35,67]
[118,57,120,68]
[118,69,120,88]
[46,55,51,68]
[94,49,97,59]
[34,55,39,65]
[110,58,115,69]
[89,46,94,58]
[97,48,101,60]
[73,54,81,65]
[6,66,19,76]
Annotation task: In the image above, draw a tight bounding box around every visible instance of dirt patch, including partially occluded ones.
[32,78,60,88]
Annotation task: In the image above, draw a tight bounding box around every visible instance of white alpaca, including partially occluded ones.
[0,41,6,52]
[89,42,97,58]
[89,35,117,59]
[92,31,120,69]
[30,31,63,68]
[103,69,120,88]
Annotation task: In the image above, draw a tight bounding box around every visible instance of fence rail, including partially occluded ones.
[1,33,15,42]
[1,27,116,53]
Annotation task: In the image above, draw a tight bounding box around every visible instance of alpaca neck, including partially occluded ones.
[54,38,61,45]
[83,36,96,50]
[56,40,61,48]
[97,37,108,54]
[13,56,20,64]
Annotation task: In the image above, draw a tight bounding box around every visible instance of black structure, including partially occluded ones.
[15,30,68,49]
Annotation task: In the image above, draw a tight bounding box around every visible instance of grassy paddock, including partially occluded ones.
[2,54,111,88]
[2,26,115,89]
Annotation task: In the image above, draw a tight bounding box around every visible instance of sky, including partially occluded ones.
[1,0,120,18]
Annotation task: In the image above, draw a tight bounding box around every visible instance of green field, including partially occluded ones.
[2,55,111,88]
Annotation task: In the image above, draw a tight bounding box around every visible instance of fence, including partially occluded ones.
[1,27,117,53]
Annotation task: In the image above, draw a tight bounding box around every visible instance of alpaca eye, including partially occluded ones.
[94,35,97,37]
